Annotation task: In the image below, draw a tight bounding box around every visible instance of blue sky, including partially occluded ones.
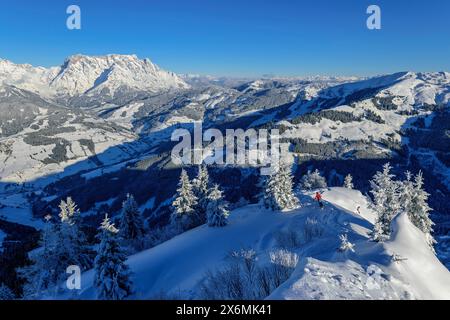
[0,0,449,77]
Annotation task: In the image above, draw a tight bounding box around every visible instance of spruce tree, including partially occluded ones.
[301,169,327,191]
[370,163,400,241]
[344,174,354,189]
[94,215,133,300]
[20,198,91,298]
[401,171,435,248]
[119,194,145,241]
[192,165,211,224]
[263,166,299,211]
[206,184,229,227]
[19,215,58,298]
[171,169,198,231]
[54,198,91,270]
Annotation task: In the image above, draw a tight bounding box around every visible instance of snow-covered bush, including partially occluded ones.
[200,263,244,300]
[390,253,408,263]
[303,217,325,242]
[274,228,302,249]
[338,234,355,252]
[268,249,299,282]
[199,248,298,300]
[300,169,327,191]
[199,249,255,300]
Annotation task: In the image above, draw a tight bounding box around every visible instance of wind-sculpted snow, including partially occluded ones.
[54,188,450,300]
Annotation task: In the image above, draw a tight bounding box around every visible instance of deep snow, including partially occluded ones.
[58,188,450,300]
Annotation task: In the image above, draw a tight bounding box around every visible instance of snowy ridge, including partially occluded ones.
[318,71,449,106]
[56,188,450,300]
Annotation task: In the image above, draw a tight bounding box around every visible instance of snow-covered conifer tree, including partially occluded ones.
[171,169,198,231]
[263,166,299,211]
[54,197,91,269]
[344,174,354,189]
[370,163,400,241]
[119,194,145,242]
[400,170,414,215]
[300,169,327,191]
[21,197,92,297]
[206,184,229,227]
[192,165,211,224]
[94,215,133,300]
[19,215,61,298]
[401,171,435,248]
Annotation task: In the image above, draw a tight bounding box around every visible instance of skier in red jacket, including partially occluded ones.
[314,192,324,209]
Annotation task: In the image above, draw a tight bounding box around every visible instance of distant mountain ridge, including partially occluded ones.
[0,54,189,106]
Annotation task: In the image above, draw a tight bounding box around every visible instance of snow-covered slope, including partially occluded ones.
[313,72,449,106]
[0,86,149,191]
[59,188,450,300]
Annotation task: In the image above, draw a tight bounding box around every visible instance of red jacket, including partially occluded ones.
[315,192,322,201]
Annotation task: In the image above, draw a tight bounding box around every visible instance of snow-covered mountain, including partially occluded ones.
[50,54,189,96]
[0,54,189,107]
[0,56,449,300]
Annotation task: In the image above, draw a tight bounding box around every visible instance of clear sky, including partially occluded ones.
[0,0,449,77]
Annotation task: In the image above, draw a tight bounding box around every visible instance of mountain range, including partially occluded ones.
[0,54,449,299]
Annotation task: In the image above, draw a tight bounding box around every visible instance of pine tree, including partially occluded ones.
[21,198,91,297]
[54,198,91,270]
[263,166,299,211]
[301,169,327,191]
[192,165,211,224]
[0,284,15,300]
[400,170,414,216]
[19,215,61,298]
[171,169,198,231]
[59,197,80,224]
[119,194,145,241]
[344,174,354,189]
[206,184,229,227]
[401,171,435,248]
[94,215,133,300]
[370,163,400,241]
